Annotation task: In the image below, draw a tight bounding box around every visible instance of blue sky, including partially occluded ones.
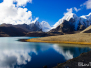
[0,0,91,26]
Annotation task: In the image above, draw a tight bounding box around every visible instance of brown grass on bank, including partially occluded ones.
[26,33,91,45]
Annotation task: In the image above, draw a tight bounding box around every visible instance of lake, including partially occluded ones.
[0,37,91,68]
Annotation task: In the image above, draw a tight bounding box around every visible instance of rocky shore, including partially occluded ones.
[53,51,91,68]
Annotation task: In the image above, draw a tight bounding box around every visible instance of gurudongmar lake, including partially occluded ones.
[0,37,91,68]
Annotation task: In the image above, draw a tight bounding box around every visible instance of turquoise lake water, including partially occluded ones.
[0,37,91,68]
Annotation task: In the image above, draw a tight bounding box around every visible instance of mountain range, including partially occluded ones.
[0,12,91,37]
[50,12,91,33]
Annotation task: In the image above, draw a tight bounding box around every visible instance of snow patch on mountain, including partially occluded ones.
[80,12,91,27]
[81,12,91,22]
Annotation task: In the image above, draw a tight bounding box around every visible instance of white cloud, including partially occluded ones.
[64,8,73,15]
[82,0,91,9]
[14,0,32,7]
[66,8,73,14]
[0,0,38,25]
[74,7,81,12]
[63,8,73,20]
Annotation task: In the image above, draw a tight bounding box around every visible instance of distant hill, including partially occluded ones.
[26,32,63,37]
[0,25,27,37]
[0,22,43,37]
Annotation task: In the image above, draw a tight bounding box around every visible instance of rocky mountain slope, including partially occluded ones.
[0,22,43,36]
[50,20,75,34]
[0,21,52,32]
[1,21,42,32]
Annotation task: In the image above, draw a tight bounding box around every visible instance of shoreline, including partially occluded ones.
[19,33,91,45]
[26,38,91,45]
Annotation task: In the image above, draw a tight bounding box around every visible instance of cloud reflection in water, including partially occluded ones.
[0,49,37,68]
[53,44,73,60]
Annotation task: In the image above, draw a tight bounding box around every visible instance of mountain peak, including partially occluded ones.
[63,13,78,21]
[40,21,51,32]
[52,13,78,29]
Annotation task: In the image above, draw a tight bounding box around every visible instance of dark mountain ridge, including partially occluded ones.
[0,22,42,37]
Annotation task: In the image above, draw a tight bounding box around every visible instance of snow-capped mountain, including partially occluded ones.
[28,21,42,31]
[2,12,91,33]
[52,13,77,29]
[52,12,91,31]
[39,21,51,32]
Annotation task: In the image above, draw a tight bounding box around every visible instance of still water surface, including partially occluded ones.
[0,37,91,68]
